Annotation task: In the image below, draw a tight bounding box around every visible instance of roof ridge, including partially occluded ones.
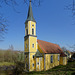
[37,39,59,46]
[37,39,66,57]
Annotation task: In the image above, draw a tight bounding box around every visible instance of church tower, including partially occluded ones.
[24,0,37,71]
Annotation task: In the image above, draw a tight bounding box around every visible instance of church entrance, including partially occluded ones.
[36,58,40,71]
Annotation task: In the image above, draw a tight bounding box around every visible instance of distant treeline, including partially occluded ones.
[0,50,24,62]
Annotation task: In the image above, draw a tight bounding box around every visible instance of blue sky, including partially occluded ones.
[0,0,75,51]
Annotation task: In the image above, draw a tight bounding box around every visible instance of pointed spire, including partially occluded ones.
[25,0,36,24]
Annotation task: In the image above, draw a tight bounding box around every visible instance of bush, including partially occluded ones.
[13,61,25,75]
[0,50,24,63]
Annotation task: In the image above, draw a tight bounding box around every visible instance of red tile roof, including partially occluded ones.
[37,39,67,57]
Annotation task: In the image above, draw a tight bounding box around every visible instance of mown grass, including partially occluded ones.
[24,61,75,75]
[0,62,15,66]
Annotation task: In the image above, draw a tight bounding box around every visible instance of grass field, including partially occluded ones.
[0,61,75,75]
[0,62,15,66]
[24,61,75,75]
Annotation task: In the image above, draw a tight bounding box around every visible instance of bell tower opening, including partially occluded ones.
[24,0,37,71]
[32,28,34,35]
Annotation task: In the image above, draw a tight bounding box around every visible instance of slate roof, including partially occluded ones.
[37,39,67,57]
[25,0,36,24]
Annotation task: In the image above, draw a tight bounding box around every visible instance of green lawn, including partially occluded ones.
[0,61,75,75]
[24,61,75,75]
[0,62,15,66]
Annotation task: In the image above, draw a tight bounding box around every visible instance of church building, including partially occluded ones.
[24,0,67,71]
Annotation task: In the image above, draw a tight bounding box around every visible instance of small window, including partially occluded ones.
[58,55,60,61]
[51,55,53,63]
[26,29,28,35]
[26,55,27,58]
[25,25,27,28]
[37,62,39,65]
[33,55,35,58]
[26,44,27,48]
[32,64,34,67]
[26,63,28,68]
[32,44,34,48]
[32,28,34,35]
[32,24,34,26]
[41,58,42,61]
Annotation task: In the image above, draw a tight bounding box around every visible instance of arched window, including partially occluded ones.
[32,24,34,26]
[32,44,34,48]
[32,28,34,35]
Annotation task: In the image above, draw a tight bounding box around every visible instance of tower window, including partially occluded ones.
[26,44,27,48]
[51,55,53,63]
[26,55,27,58]
[32,28,34,35]
[32,64,34,67]
[37,62,39,65]
[32,24,34,26]
[26,29,28,35]
[25,25,27,28]
[33,55,35,58]
[32,44,34,48]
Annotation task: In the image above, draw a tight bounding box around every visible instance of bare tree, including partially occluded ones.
[0,0,42,40]
[61,47,67,51]
[0,0,18,41]
[66,0,75,16]
[72,0,75,16]
[0,14,8,41]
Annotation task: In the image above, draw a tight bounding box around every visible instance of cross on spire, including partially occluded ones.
[30,0,31,2]
[25,0,36,24]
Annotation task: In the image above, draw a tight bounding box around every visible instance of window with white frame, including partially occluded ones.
[32,44,34,48]
[51,55,53,63]
[58,55,60,61]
